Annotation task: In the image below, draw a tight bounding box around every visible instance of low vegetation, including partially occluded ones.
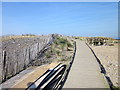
[112,86,120,90]
[1,34,37,41]
[31,35,74,66]
[44,35,74,64]
[74,36,119,46]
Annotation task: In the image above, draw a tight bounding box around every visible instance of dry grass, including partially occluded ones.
[0,35,37,41]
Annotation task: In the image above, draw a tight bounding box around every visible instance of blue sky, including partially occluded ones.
[2,2,118,38]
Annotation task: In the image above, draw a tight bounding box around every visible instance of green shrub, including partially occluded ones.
[45,53,51,58]
[56,37,68,45]
[56,50,61,56]
[113,40,119,43]
[60,44,64,50]
[67,42,72,47]
[61,58,66,61]
[59,39,67,44]
[54,40,59,45]
[112,86,119,90]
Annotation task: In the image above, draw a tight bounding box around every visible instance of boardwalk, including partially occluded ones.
[64,40,109,88]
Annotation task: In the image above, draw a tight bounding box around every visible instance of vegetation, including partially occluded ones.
[44,35,74,63]
[74,36,87,41]
[73,36,119,46]
[112,86,120,90]
[45,52,51,58]
[1,34,37,41]
[56,50,61,56]
[54,37,73,50]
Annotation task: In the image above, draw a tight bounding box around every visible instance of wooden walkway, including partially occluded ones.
[64,40,109,88]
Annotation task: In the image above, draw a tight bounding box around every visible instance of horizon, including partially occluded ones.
[2,2,118,39]
[1,33,119,40]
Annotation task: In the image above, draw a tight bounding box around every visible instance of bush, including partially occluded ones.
[61,58,66,61]
[45,52,51,58]
[112,86,119,90]
[56,50,61,56]
[54,40,59,45]
[59,38,67,44]
[67,42,72,47]
[60,44,64,50]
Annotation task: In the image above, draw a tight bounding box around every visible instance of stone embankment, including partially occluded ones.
[0,34,55,83]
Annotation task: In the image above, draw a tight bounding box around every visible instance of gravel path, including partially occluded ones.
[64,40,109,88]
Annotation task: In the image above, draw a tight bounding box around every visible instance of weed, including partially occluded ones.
[56,50,61,56]
[61,58,66,61]
[67,42,72,47]
[112,86,120,90]
[45,52,51,58]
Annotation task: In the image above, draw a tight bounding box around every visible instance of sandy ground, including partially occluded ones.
[91,44,118,87]
[12,62,59,88]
